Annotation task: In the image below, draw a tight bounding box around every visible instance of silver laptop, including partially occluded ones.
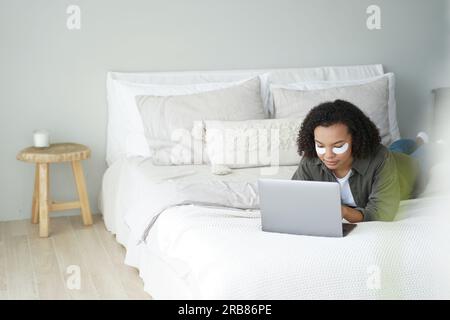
[258,179,356,237]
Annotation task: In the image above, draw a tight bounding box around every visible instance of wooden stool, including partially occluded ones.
[17,143,93,237]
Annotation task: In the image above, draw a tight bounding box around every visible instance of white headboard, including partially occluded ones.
[106,64,384,166]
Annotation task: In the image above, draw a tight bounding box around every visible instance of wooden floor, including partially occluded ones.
[0,215,152,300]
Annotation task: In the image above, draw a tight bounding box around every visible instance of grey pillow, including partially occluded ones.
[136,77,266,165]
[272,77,392,145]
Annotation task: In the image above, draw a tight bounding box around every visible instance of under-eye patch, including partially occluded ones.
[315,145,326,155]
[332,143,349,154]
[315,142,349,155]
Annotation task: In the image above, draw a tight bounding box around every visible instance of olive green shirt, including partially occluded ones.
[291,144,420,221]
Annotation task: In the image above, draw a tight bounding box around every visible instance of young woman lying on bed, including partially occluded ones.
[291,99,435,223]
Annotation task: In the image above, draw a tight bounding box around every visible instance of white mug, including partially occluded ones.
[33,129,50,148]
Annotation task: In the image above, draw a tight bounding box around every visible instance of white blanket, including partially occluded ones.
[102,157,450,299]
[144,196,450,299]
[125,180,260,243]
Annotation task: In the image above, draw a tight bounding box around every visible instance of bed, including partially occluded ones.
[100,65,450,299]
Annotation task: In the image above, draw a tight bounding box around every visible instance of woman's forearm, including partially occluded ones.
[341,205,364,223]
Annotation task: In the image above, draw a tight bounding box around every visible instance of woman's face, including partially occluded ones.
[314,123,353,171]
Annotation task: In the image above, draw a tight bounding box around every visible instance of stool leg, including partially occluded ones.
[71,160,93,225]
[38,163,49,237]
[32,164,39,224]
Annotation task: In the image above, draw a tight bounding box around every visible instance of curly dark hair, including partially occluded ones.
[297,99,381,159]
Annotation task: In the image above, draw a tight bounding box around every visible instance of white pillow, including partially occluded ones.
[270,73,400,142]
[271,76,393,146]
[108,77,261,159]
[201,118,302,168]
[136,77,266,165]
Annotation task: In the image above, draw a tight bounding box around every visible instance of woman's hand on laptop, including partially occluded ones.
[341,205,364,223]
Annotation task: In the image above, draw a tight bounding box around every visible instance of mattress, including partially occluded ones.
[100,157,450,299]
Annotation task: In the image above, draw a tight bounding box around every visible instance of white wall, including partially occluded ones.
[0,0,448,221]
[433,0,450,88]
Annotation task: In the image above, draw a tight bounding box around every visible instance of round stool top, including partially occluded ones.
[17,143,91,163]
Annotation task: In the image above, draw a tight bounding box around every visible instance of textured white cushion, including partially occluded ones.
[136,77,266,165]
[201,118,302,168]
[271,76,393,145]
